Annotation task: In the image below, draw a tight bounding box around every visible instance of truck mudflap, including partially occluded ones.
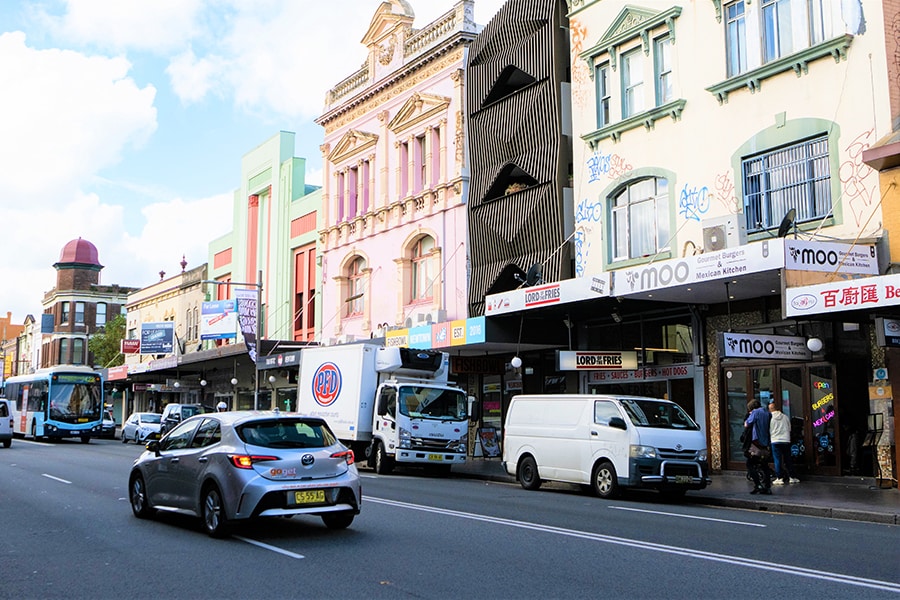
[394,450,467,465]
[631,458,711,489]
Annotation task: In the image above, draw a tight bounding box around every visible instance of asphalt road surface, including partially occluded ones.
[1,437,898,599]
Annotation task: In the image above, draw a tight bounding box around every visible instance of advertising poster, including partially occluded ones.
[478,427,501,457]
[201,300,237,340]
[235,288,258,361]
[140,322,174,355]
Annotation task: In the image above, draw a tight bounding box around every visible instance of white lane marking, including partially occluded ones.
[42,474,71,484]
[609,505,766,527]
[233,535,305,559]
[367,497,900,594]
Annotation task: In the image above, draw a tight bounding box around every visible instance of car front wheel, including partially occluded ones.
[129,473,155,518]
[592,460,619,499]
[202,485,229,538]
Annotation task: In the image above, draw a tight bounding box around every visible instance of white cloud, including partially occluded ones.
[0,31,157,202]
[35,0,204,53]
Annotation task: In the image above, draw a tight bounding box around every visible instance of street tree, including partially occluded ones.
[89,313,126,368]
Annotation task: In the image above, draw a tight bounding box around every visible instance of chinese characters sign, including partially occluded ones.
[785,274,900,317]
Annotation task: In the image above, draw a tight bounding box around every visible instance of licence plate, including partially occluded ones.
[291,490,325,505]
[674,475,693,484]
[427,454,443,462]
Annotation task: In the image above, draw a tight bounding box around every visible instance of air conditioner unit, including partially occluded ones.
[702,215,747,251]
[416,309,447,325]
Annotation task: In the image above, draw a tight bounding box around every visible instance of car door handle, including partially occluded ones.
[198,457,208,463]
[171,457,180,463]
[591,431,598,436]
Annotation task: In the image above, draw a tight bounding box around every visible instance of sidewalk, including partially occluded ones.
[453,458,900,525]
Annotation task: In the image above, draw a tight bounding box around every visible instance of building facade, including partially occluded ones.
[315,0,478,343]
[41,238,135,369]
[558,0,898,480]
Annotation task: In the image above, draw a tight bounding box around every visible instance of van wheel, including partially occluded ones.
[592,460,619,499]
[374,442,394,475]
[518,456,542,491]
[2,439,10,448]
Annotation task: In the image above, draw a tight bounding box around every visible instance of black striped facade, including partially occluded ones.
[465,0,573,316]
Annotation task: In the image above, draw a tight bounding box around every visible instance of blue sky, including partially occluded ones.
[0,0,504,323]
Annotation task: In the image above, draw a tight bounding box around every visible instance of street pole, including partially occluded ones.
[254,269,262,411]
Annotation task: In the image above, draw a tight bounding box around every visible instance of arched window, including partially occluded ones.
[611,177,669,261]
[410,236,434,303]
[346,257,367,317]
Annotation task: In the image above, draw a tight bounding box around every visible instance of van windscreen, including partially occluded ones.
[620,399,699,430]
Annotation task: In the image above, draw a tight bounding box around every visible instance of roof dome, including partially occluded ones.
[58,237,101,266]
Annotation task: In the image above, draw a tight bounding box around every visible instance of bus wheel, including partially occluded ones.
[31,421,41,441]
[80,435,91,444]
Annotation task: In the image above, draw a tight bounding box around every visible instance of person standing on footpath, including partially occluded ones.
[769,402,799,485]
[745,399,773,494]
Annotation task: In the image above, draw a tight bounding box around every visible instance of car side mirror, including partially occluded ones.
[146,440,161,455]
[609,417,627,430]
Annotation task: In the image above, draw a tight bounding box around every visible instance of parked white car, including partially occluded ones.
[0,398,12,448]
[502,394,710,499]
[121,412,162,444]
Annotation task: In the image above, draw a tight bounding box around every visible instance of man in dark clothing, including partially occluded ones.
[745,399,773,494]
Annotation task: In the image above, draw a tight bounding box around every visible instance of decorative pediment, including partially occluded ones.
[580,6,682,71]
[328,129,379,164]
[361,1,414,47]
[388,93,451,133]
[599,6,659,46]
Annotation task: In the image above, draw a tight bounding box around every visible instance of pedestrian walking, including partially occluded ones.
[769,402,799,485]
[745,399,773,494]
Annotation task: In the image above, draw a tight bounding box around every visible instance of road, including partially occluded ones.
[1,437,899,599]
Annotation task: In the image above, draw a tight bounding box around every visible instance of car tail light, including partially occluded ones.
[331,450,355,465]
[229,454,279,469]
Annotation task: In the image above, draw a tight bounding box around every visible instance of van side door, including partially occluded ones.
[590,400,631,484]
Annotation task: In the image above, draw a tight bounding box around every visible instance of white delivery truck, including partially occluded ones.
[502,394,710,499]
[297,343,469,474]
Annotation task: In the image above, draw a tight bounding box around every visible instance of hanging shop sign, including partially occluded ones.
[587,364,695,383]
[785,273,900,317]
[484,274,610,316]
[557,350,638,371]
[783,239,878,274]
[874,318,900,348]
[719,332,811,361]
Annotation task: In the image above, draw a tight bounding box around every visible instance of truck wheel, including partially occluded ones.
[517,456,541,490]
[591,460,619,499]
[374,442,394,475]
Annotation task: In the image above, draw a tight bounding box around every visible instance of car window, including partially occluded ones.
[191,418,221,448]
[142,413,161,424]
[238,419,335,449]
[0,402,7,418]
[594,400,621,425]
[161,419,201,451]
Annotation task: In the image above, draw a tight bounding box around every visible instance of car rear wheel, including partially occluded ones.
[517,456,541,491]
[321,511,354,530]
[592,460,619,499]
[129,474,155,518]
[373,442,394,475]
[202,485,229,538]
[2,439,10,448]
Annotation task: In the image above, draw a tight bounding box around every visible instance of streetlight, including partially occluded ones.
[203,272,263,409]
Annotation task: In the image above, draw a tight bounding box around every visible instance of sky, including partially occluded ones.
[0,0,506,324]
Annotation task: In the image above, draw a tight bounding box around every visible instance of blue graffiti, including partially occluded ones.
[574,230,590,277]
[575,197,603,224]
[678,184,710,221]
[586,152,613,183]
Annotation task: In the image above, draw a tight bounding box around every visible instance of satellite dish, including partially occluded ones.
[777,208,797,238]
[525,263,543,286]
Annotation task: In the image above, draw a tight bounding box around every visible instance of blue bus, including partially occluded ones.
[2,367,104,443]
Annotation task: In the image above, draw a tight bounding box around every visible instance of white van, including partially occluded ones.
[502,394,709,498]
[0,398,13,448]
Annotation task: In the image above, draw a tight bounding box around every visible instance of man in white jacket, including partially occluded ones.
[769,402,799,485]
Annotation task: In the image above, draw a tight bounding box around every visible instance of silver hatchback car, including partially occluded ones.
[128,411,362,537]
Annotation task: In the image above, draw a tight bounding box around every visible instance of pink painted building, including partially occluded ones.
[315,0,478,343]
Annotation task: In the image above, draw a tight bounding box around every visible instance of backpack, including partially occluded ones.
[740,424,753,455]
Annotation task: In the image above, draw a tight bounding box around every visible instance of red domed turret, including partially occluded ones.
[57,238,102,267]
